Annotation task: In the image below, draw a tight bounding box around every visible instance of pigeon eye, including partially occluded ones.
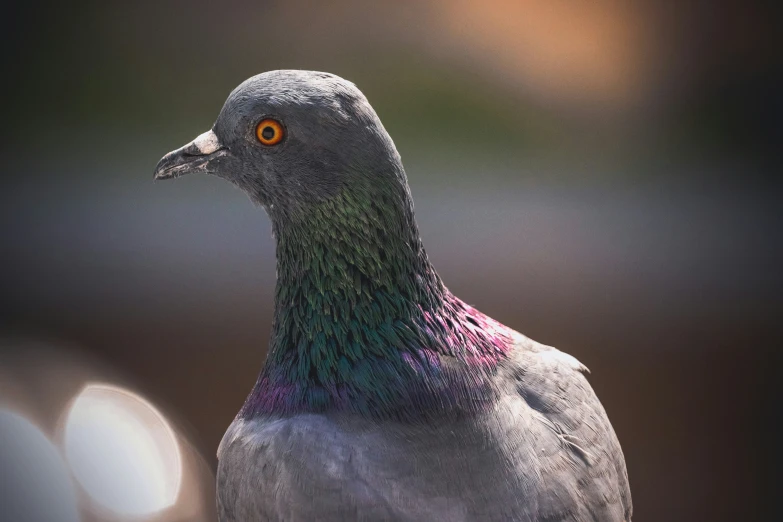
[255,119,285,146]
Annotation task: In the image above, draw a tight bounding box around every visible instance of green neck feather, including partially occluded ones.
[240,169,510,418]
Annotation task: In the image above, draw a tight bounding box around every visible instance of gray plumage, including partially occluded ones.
[216,333,631,521]
[155,70,632,522]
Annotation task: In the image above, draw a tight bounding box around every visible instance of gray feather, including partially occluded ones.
[217,333,632,521]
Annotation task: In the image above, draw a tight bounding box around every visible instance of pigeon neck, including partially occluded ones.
[269,176,448,342]
[241,175,512,419]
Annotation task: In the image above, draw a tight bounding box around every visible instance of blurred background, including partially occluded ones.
[0,1,780,520]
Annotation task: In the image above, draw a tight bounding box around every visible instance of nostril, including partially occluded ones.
[181,145,203,157]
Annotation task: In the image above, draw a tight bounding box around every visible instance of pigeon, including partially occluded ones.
[154,70,632,522]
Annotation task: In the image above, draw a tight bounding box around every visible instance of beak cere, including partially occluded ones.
[154,129,226,180]
[192,130,221,155]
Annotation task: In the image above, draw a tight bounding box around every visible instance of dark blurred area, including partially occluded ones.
[0,1,780,521]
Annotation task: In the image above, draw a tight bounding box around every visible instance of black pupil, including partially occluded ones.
[261,126,276,140]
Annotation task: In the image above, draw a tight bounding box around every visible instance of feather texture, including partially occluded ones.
[219,334,632,521]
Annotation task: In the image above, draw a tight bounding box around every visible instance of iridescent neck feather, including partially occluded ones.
[241,167,512,420]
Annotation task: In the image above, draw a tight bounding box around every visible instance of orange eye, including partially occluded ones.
[255,119,285,146]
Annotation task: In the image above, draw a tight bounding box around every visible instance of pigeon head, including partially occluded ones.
[154,70,511,419]
[154,70,406,224]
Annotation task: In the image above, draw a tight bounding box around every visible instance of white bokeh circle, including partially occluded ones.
[63,383,182,518]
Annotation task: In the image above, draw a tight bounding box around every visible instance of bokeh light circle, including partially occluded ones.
[63,383,182,518]
[0,409,80,522]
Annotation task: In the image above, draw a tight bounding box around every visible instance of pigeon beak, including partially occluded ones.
[154,130,228,180]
